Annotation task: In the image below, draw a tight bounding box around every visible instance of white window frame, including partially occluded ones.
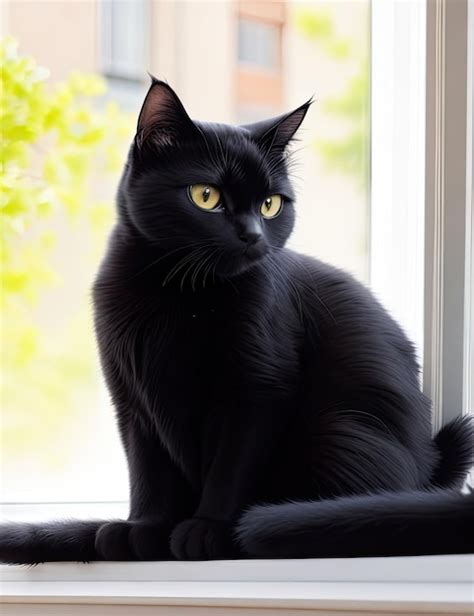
[423,0,472,429]
[1,555,472,613]
[371,0,473,432]
[466,0,474,417]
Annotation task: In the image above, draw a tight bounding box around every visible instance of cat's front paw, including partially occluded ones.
[95,520,172,560]
[170,517,237,560]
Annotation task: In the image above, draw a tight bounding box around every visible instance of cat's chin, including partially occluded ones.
[219,251,268,279]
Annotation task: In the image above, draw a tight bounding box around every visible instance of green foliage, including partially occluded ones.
[1,38,133,456]
[294,8,369,189]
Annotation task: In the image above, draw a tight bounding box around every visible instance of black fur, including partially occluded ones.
[236,489,474,558]
[1,78,472,564]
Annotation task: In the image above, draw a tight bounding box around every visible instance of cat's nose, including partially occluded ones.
[239,230,263,245]
[237,217,263,245]
[237,217,266,258]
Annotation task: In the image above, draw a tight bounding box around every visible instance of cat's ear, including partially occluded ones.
[242,100,312,151]
[135,76,197,149]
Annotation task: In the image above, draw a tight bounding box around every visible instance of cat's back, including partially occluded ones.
[280,248,418,371]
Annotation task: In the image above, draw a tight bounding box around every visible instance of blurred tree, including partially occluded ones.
[1,39,133,457]
[294,8,369,190]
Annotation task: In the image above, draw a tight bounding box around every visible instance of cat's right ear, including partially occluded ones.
[135,76,198,149]
[242,100,312,152]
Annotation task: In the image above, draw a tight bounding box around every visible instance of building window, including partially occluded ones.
[238,18,280,71]
[99,0,149,81]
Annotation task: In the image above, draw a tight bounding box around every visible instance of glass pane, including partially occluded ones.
[370,0,426,359]
[285,2,370,281]
[1,0,370,505]
[238,19,279,70]
[102,0,147,79]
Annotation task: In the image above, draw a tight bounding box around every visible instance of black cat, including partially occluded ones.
[1,78,472,564]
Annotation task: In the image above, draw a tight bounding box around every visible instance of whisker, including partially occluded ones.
[130,240,209,281]
[179,247,212,292]
[211,250,225,285]
[191,247,215,291]
[163,246,210,287]
[202,248,220,289]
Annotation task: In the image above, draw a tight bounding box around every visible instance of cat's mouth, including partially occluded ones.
[242,239,268,261]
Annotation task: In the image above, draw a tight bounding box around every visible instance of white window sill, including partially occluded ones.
[1,555,473,614]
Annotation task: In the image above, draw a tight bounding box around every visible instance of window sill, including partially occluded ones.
[1,555,473,614]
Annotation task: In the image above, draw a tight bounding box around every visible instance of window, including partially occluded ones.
[1,0,472,523]
[99,0,149,81]
[238,18,280,71]
[286,2,370,283]
[423,0,472,428]
[370,0,426,359]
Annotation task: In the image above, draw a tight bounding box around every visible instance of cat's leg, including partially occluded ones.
[170,403,289,560]
[95,417,196,560]
[304,406,423,497]
[236,407,473,558]
[236,407,454,559]
[94,337,197,560]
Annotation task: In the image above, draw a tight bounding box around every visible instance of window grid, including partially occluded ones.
[99,0,149,82]
[238,18,280,71]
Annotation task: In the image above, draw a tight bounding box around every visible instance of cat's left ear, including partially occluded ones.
[242,100,312,152]
[135,75,198,149]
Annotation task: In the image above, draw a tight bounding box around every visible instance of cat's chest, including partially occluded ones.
[149,301,225,393]
[115,287,299,404]
[123,298,222,388]
[98,276,302,481]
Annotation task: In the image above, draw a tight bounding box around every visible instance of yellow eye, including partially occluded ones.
[260,195,283,219]
[189,184,221,210]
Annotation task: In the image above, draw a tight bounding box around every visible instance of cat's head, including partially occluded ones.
[122,77,310,280]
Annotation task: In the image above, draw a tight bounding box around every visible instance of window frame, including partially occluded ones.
[370,0,473,431]
[423,0,472,429]
[466,0,474,417]
[1,553,472,613]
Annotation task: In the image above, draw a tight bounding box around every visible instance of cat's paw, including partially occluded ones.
[95,520,172,560]
[170,517,237,560]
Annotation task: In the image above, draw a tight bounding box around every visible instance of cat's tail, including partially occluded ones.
[432,414,473,488]
[236,489,474,558]
[0,520,104,564]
